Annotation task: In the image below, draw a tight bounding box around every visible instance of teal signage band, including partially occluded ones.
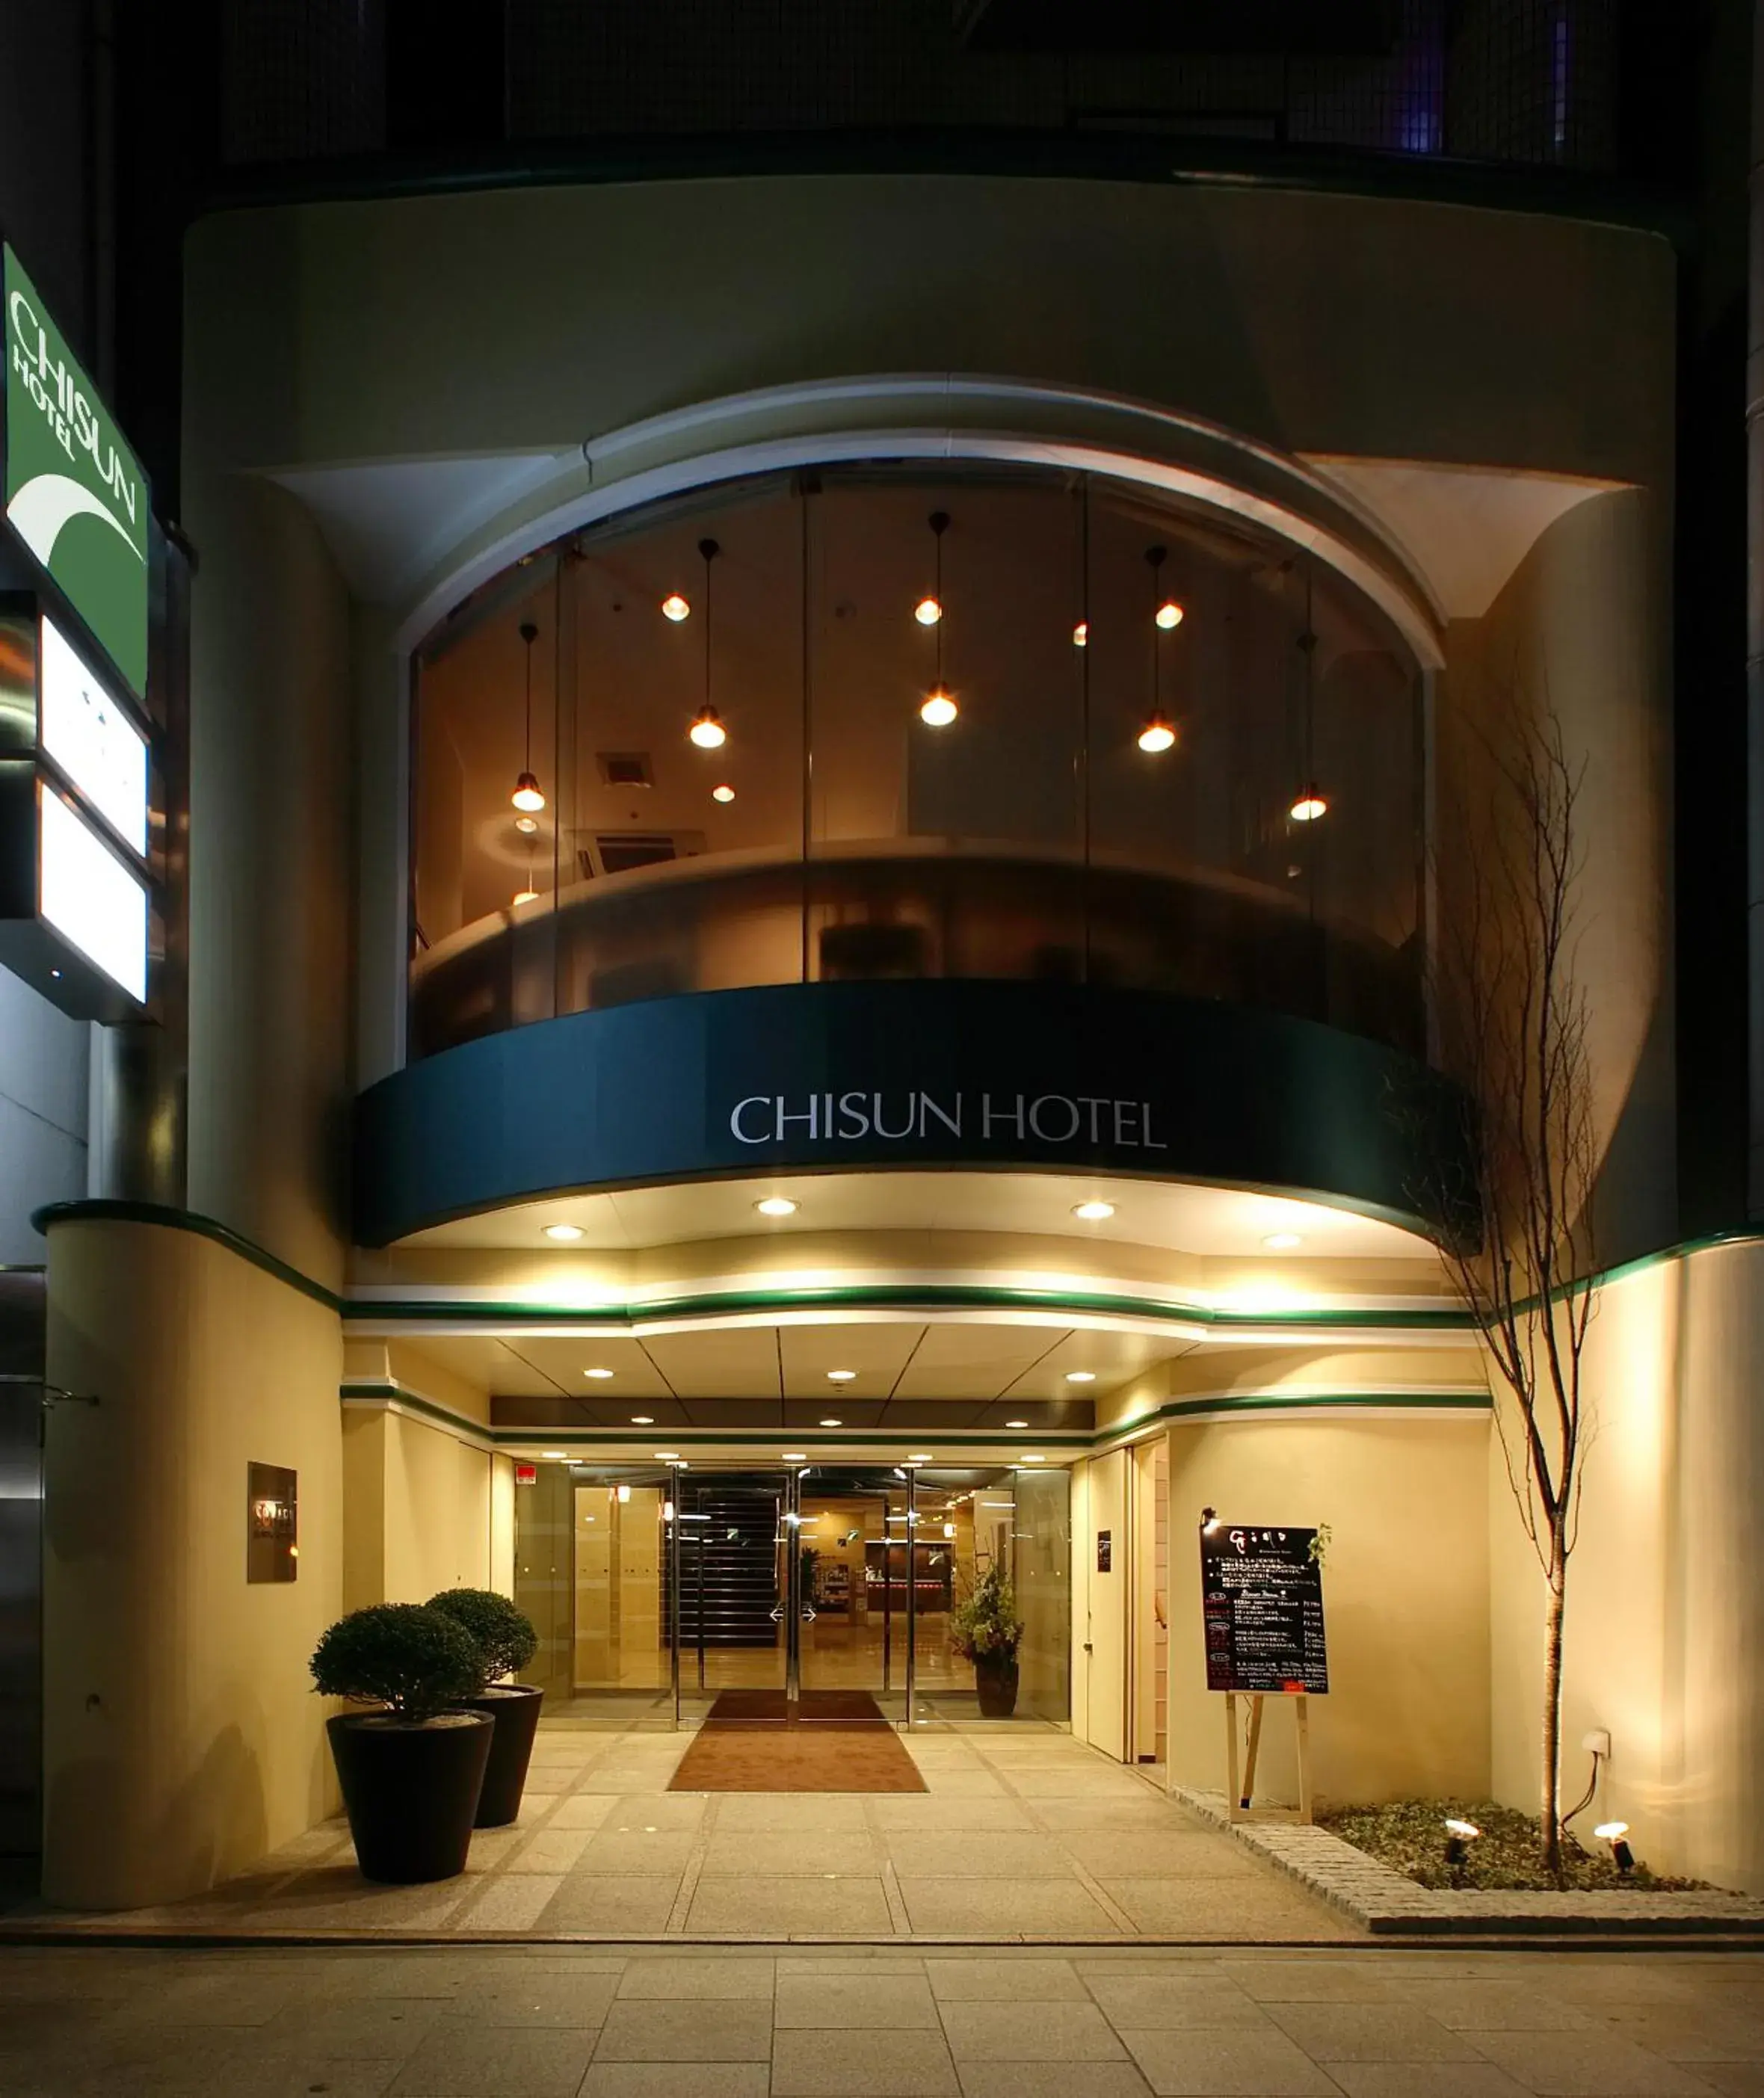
[4,245,148,696]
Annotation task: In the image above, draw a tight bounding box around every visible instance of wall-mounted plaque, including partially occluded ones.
[247,1463,297,1582]
[1096,1528,1112,1573]
[1200,1520,1327,1694]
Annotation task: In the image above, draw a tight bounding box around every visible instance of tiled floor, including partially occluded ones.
[27,1724,1353,1943]
[0,1943,1760,2096]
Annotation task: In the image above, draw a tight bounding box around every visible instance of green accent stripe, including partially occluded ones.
[1091,1388,1490,1452]
[37,1198,1764,1340]
[340,1380,495,1445]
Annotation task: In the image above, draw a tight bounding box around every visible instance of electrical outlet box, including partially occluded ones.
[1582,1727,1612,1758]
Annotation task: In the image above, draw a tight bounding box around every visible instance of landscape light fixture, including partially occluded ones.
[688,539,727,747]
[510,619,546,812]
[1443,1817,1481,1869]
[919,511,958,726]
[1594,1821,1635,1872]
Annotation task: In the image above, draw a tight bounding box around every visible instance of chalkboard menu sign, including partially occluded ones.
[1200,1521,1328,1694]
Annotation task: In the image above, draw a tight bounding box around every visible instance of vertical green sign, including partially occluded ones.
[4,244,148,696]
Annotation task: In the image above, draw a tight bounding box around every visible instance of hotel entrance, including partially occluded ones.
[515,1460,1070,1730]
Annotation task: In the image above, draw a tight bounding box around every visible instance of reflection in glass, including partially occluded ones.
[411,466,1424,1064]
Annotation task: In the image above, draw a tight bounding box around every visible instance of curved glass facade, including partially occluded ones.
[410,466,1425,1061]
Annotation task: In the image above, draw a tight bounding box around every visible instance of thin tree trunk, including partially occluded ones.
[1540,1537,1567,1878]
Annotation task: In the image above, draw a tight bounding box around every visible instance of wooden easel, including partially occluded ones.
[1224,1691,1313,1824]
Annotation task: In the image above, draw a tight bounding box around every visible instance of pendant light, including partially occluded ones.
[688,537,727,747]
[919,510,957,726]
[1138,546,1176,753]
[1289,565,1327,821]
[510,619,545,812]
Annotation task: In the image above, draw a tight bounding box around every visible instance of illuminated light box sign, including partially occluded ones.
[38,612,147,851]
[3,244,149,696]
[37,782,147,1002]
[0,599,152,1019]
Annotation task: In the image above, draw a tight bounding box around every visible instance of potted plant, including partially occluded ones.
[950,1564,1026,1718]
[427,1586,543,1827]
[310,1602,491,1883]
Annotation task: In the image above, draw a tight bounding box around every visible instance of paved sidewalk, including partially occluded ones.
[19,1726,1352,1943]
[0,1943,1760,2095]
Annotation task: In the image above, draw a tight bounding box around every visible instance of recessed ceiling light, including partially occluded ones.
[1262,1232,1304,1250]
[712,783,735,803]
[514,814,538,833]
[1005,1419,1029,1428]
[1021,1453,1046,1463]
[584,1366,614,1379]
[827,1369,857,1383]
[541,1450,566,1460]
[1064,1371,1096,1384]
[755,1197,799,1217]
[907,1453,931,1462]
[782,1451,807,1462]
[656,1450,680,1460]
[631,1413,654,1424]
[820,1417,843,1427]
[661,593,690,622]
[543,1223,585,1241]
[1071,1200,1114,1221]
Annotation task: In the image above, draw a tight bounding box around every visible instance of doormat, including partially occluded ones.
[670,1695,927,1793]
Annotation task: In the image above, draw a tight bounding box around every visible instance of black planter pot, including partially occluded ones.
[460,1683,545,1826]
[327,1710,493,1883]
[974,1653,1020,1719]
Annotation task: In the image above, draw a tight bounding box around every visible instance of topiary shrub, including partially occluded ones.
[425,1587,539,1691]
[310,1603,483,1722]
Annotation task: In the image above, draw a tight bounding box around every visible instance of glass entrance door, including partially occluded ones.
[672,1469,792,1726]
[791,1466,914,1727]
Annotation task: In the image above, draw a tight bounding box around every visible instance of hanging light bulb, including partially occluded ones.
[661,592,691,622]
[1155,600,1185,630]
[712,783,735,803]
[1289,786,1329,823]
[1141,546,1179,754]
[687,539,726,747]
[916,510,957,725]
[509,619,545,812]
[1289,584,1326,824]
[1138,712,1176,754]
[514,813,539,835]
[1072,620,1088,648]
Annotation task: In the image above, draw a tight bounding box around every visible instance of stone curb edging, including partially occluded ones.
[1170,1786,1764,1936]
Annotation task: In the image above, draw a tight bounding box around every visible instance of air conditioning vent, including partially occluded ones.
[573,829,707,880]
[596,751,653,789]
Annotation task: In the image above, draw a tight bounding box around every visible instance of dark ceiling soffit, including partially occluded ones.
[194,126,1687,249]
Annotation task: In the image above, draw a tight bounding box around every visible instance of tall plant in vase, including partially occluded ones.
[949,1564,1025,1718]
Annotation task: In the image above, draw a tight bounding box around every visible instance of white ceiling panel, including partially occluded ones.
[891,1322,1068,1401]
[640,1325,783,1400]
[500,1334,674,1401]
[779,1321,926,1400]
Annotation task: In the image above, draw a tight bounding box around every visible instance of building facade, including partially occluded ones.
[4,2,1761,1913]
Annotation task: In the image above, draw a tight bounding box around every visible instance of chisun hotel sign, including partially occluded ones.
[4,244,148,695]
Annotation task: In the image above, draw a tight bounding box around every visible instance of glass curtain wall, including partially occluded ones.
[514,1457,1073,1727]
[410,468,1425,1062]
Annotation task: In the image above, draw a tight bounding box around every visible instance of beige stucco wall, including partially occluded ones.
[1487,1242,1764,1892]
[341,1405,496,1608]
[41,1218,343,1910]
[1439,487,1675,1263]
[1165,1410,1491,1809]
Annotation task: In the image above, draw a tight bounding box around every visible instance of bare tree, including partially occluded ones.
[1415,702,1599,1878]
